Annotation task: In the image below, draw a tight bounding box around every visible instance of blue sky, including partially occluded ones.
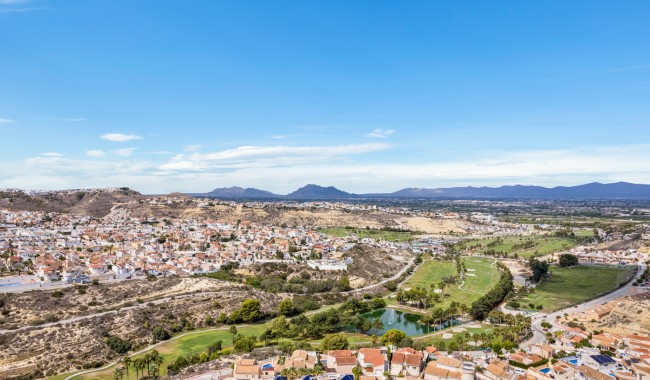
[1,0,650,193]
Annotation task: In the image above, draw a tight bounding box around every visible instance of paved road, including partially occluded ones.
[62,324,247,380]
[345,256,416,294]
[521,260,646,349]
[2,256,416,335]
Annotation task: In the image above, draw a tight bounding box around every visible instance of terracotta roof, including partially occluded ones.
[359,348,382,356]
[424,363,449,377]
[398,347,417,354]
[486,360,507,376]
[391,352,406,364]
[235,365,261,376]
[336,356,358,365]
[436,355,461,368]
[237,358,257,366]
[405,354,422,366]
[425,346,438,353]
[329,350,354,357]
[578,365,611,380]
[363,354,385,367]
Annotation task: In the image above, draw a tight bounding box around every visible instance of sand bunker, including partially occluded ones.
[442,333,454,339]
[452,327,467,333]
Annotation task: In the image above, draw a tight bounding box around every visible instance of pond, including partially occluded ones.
[359,308,461,336]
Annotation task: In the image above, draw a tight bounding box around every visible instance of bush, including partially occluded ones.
[384,280,398,291]
[233,336,257,353]
[558,254,579,267]
[152,326,171,341]
[106,335,132,354]
[470,263,514,320]
[509,359,548,369]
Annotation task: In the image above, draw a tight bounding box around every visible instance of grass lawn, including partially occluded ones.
[517,265,636,312]
[319,227,418,242]
[443,258,501,308]
[53,302,349,380]
[402,260,457,289]
[574,229,596,238]
[48,373,76,380]
[413,323,496,352]
[398,258,500,309]
[73,323,270,380]
[460,235,578,259]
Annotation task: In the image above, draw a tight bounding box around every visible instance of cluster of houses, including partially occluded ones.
[0,206,437,286]
[224,336,650,380]
[509,300,650,380]
[231,347,475,380]
[566,247,644,266]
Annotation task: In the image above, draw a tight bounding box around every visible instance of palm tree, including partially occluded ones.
[144,352,152,377]
[132,358,139,380]
[123,357,132,379]
[455,335,465,351]
[372,318,384,335]
[438,281,446,297]
[229,325,238,343]
[113,367,124,380]
[138,358,147,380]
[151,350,163,376]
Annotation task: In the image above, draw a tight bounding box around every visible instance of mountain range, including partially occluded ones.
[193,182,650,200]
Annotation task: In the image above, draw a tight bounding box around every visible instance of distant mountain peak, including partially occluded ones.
[206,186,280,199]
[193,181,650,200]
[286,184,353,199]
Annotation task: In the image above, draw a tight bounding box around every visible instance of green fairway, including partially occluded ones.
[74,323,270,380]
[402,260,457,289]
[442,258,501,308]
[319,227,418,242]
[53,303,348,380]
[459,235,578,258]
[517,265,636,311]
[397,257,500,309]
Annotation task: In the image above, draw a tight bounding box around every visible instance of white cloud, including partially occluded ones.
[113,148,136,157]
[367,129,395,138]
[2,144,650,195]
[41,152,64,157]
[86,150,106,158]
[159,143,391,171]
[101,133,143,142]
[183,144,202,152]
[0,118,16,124]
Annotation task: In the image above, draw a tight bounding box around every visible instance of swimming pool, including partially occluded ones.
[540,368,551,374]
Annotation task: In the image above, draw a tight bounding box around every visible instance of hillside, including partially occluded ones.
[0,188,143,218]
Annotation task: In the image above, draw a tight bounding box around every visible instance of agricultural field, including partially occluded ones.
[396,257,500,309]
[319,227,419,242]
[497,215,647,228]
[459,235,578,258]
[516,265,636,312]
